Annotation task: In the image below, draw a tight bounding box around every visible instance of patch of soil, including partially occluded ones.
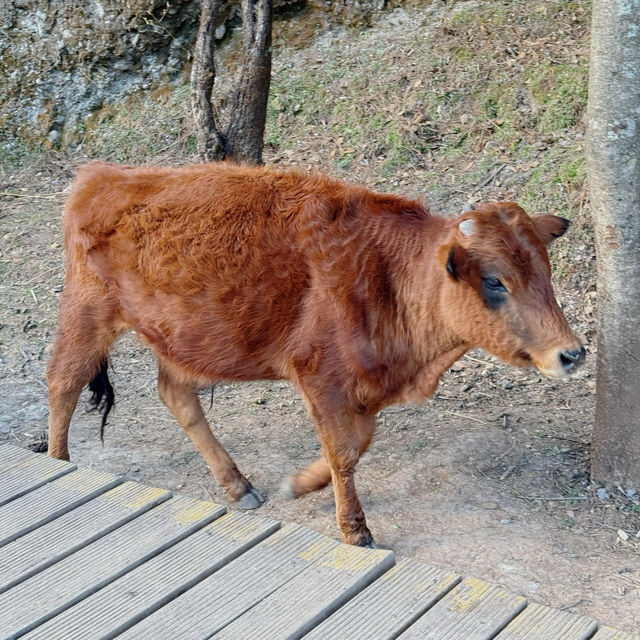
[0,157,638,633]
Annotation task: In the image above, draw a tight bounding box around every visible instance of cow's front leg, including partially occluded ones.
[329,458,375,547]
[300,389,374,547]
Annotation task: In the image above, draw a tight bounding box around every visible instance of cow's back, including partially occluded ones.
[62,162,351,380]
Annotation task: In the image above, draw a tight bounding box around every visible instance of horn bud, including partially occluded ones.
[459,218,474,236]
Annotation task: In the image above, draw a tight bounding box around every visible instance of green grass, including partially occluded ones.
[81,85,195,163]
[2,0,592,229]
[0,137,44,173]
[263,0,590,220]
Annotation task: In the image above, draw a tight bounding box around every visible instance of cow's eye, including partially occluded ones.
[482,276,507,292]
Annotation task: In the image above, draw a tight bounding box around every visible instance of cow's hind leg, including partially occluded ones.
[157,366,264,509]
[281,414,376,500]
[47,292,119,460]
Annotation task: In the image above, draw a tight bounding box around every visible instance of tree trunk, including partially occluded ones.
[226,0,273,165]
[190,0,226,162]
[190,0,272,165]
[586,0,640,488]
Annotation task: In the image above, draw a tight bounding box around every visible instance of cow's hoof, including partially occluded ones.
[235,485,265,510]
[279,478,296,500]
[356,536,378,549]
[344,528,377,548]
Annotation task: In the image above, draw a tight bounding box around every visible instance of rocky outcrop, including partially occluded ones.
[0,0,388,149]
[0,1,202,147]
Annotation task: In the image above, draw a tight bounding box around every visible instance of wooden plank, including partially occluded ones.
[0,444,36,466]
[593,627,640,640]
[0,481,171,594]
[0,444,70,472]
[119,523,341,639]
[0,446,75,506]
[0,468,121,547]
[213,543,395,640]
[23,511,280,640]
[397,577,527,640]
[0,495,225,638]
[495,603,597,639]
[303,557,460,640]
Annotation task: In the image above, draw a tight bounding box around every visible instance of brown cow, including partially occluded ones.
[47,161,584,547]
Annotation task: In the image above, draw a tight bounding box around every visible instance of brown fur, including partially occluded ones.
[47,161,581,546]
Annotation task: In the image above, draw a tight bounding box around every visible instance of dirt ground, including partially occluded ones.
[1,156,638,634]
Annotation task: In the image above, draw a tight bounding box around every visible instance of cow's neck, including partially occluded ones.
[358,211,469,405]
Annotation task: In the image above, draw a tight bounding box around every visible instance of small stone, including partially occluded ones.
[597,488,610,501]
[47,129,60,144]
[617,529,629,542]
[461,383,473,392]
[625,487,639,502]
[501,518,511,524]
[503,380,513,390]
[500,465,515,481]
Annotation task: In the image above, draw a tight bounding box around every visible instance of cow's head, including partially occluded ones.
[439,202,584,378]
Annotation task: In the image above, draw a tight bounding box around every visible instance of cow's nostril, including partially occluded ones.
[559,347,586,371]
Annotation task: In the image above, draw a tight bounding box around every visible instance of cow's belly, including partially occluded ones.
[119,290,291,383]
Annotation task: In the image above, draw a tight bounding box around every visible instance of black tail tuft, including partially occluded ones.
[88,360,115,443]
[27,431,49,454]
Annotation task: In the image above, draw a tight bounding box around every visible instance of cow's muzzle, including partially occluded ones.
[559,346,586,373]
[534,343,586,378]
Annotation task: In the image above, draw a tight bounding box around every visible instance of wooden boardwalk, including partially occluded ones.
[0,443,636,640]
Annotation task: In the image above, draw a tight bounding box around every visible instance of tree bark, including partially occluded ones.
[190,0,225,162]
[190,0,272,165]
[226,0,273,164]
[586,0,640,487]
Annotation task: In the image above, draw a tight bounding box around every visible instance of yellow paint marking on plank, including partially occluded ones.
[173,498,223,524]
[318,545,389,572]
[208,513,274,542]
[369,559,457,593]
[296,538,336,561]
[450,577,490,611]
[103,483,169,509]
[52,469,115,490]
[11,459,38,472]
[263,523,301,547]
[10,457,58,478]
[450,578,526,614]
[424,571,459,595]
[0,454,32,470]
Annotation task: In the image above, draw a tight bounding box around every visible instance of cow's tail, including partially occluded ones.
[88,360,115,443]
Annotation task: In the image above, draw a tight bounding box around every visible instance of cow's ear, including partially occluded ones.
[532,215,570,245]
[439,243,470,281]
